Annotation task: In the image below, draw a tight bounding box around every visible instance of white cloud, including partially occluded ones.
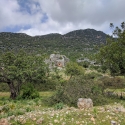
[0,0,125,36]
[0,0,44,30]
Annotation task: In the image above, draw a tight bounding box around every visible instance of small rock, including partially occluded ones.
[36,117,44,124]
[91,117,95,122]
[115,106,125,112]
[0,118,9,125]
[111,120,117,125]
[76,121,80,124]
[32,118,36,121]
[54,119,59,123]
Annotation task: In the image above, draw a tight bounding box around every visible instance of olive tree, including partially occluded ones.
[0,51,47,99]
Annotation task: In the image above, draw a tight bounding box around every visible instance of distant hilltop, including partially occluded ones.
[0,29,108,60]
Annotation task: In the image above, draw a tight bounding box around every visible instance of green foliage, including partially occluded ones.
[19,84,40,99]
[48,76,108,106]
[99,76,125,89]
[78,61,90,68]
[54,102,64,110]
[93,107,98,118]
[0,51,47,99]
[2,105,10,113]
[34,80,56,91]
[0,83,9,92]
[65,62,85,78]
[96,22,125,76]
[85,72,102,79]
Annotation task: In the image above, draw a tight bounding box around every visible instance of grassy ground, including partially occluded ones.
[0,92,125,125]
[0,91,54,98]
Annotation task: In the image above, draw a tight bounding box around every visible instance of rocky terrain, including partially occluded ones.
[0,101,125,125]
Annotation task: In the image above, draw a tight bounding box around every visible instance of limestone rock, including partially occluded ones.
[77,98,93,109]
[110,120,117,125]
[45,54,69,70]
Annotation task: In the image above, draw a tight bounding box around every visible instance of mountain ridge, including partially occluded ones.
[0,28,106,37]
[0,28,107,60]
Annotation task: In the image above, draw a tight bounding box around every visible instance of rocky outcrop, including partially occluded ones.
[45,54,69,70]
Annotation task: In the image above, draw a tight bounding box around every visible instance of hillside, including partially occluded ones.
[0,29,107,60]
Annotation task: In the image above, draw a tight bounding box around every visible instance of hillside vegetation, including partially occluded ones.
[0,29,107,60]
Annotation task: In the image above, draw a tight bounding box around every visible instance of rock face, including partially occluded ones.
[45,54,69,70]
[77,98,93,109]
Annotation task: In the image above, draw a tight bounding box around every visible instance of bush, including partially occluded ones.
[54,102,64,110]
[0,83,9,92]
[85,72,102,79]
[47,76,107,107]
[34,79,56,91]
[19,83,39,99]
[99,76,125,89]
[78,61,90,68]
[90,65,100,70]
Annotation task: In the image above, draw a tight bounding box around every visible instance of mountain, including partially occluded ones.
[0,29,107,60]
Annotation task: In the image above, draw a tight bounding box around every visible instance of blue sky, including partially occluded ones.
[0,0,125,36]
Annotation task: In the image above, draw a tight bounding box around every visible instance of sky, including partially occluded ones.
[0,0,125,36]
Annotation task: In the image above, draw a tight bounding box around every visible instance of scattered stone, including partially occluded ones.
[36,117,44,124]
[7,115,15,121]
[115,106,125,112]
[54,119,59,123]
[111,120,117,125]
[77,98,93,109]
[49,123,53,125]
[0,118,9,125]
[32,117,36,121]
[91,117,95,122]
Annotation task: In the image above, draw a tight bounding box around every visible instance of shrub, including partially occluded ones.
[99,76,125,89]
[85,72,102,79]
[78,61,90,68]
[47,76,107,107]
[34,78,57,91]
[90,65,100,70]
[19,83,39,99]
[0,83,9,92]
[2,105,10,113]
[54,102,64,110]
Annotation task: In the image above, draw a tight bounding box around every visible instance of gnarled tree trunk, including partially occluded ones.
[7,81,17,99]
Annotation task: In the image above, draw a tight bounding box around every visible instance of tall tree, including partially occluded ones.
[65,62,85,79]
[0,51,47,99]
[96,22,125,76]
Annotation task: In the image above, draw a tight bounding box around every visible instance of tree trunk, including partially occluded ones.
[16,81,22,96]
[7,81,17,99]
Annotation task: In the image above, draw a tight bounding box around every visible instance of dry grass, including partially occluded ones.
[0,92,10,97]
[0,91,54,98]
[39,91,55,97]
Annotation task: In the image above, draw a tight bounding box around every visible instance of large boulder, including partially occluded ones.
[77,98,93,109]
